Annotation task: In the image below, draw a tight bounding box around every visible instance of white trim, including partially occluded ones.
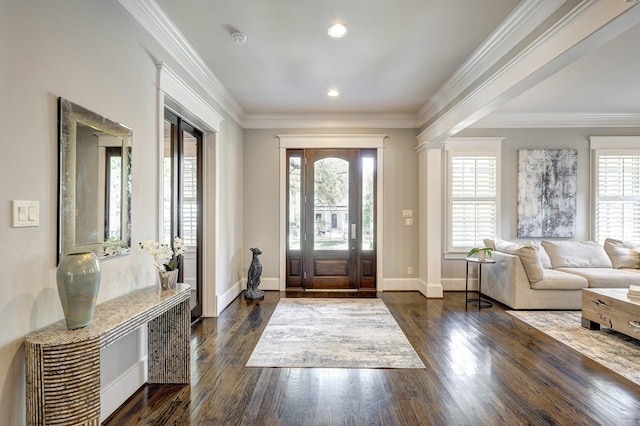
[473,113,640,128]
[100,359,147,421]
[277,135,386,291]
[589,136,640,150]
[277,134,387,149]
[444,141,502,254]
[590,140,640,243]
[235,278,280,292]
[417,0,639,143]
[418,0,565,123]
[156,64,220,318]
[442,277,473,292]
[244,113,419,129]
[216,280,243,316]
[417,279,444,299]
[158,63,223,132]
[443,137,504,152]
[382,278,420,292]
[119,0,244,124]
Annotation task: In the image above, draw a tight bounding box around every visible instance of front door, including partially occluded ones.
[286,149,376,290]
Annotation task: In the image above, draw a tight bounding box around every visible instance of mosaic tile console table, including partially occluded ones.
[25,284,191,425]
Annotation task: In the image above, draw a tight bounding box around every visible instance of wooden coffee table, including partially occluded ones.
[581,288,640,340]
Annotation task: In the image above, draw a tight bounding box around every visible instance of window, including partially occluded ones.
[445,138,502,253]
[593,139,640,243]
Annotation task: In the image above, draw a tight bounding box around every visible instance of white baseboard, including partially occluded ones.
[416,279,444,298]
[216,280,242,316]
[100,358,147,422]
[382,278,419,291]
[259,277,280,291]
[442,277,475,291]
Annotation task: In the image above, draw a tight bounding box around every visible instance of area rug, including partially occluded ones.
[246,298,425,369]
[508,310,640,386]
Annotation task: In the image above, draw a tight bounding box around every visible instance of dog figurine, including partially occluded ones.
[245,247,264,299]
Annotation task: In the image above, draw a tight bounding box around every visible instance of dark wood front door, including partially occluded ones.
[286,149,376,290]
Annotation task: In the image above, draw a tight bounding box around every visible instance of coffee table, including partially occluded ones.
[581,288,640,340]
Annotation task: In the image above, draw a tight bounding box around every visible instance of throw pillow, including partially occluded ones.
[603,238,640,269]
[528,240,552,269]
[541,240,612,268]
[494,237,544,282]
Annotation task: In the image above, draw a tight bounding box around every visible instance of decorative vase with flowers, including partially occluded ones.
[140,237,186,290]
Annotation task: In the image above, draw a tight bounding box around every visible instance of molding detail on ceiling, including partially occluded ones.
[277,134,387,149]
[118,0,244,124]
[417,0,639,143]
[158,63,224,132]
[417,0,566,124]
[473,113,640,128]
[244,113,419,129]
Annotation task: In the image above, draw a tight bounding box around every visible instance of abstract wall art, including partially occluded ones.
[517,149,577,238]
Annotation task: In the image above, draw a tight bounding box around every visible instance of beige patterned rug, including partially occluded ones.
[246,298,425,369]
[508,310,640,386]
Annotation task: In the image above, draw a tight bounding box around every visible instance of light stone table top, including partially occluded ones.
[25,284,190,347]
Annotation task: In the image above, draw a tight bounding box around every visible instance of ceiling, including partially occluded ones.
[138,0,640,136]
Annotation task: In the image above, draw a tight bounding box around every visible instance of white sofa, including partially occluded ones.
[480,238,640,309]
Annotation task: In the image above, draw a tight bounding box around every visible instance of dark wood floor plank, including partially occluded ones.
[104,291,640,425]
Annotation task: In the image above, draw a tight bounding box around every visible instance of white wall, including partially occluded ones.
[0,1,244,423]
[242,128,420,287]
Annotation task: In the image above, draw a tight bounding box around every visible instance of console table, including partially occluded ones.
[25,284,191,425]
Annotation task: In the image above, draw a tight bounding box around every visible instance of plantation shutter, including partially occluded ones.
[182,156,198,246]
[450,154,497,250]
[595,152,640,243]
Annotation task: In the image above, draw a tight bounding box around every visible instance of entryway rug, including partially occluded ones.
[508,310,640,386]
[246,298,425,369]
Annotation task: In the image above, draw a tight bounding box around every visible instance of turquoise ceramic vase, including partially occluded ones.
[56,252,101,329]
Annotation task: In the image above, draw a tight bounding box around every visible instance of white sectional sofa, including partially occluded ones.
[480,238,640,310]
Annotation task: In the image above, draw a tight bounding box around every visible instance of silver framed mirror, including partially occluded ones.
[58,97,132,262]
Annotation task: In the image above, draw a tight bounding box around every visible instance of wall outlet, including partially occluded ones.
[407,266,413,275]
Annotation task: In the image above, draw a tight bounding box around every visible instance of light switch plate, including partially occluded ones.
[12,200,39,227]
[402,209,413,218]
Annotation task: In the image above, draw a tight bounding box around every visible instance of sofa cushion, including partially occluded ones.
[556,267,640,288]
[494,238,544,282]
[541,240,612,268]
[528,240,552,269]
[529,269,588,290]
[483,238,496,250]
[603,238,640,269]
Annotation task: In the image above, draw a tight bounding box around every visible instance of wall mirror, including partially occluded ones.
[58,97,132,262]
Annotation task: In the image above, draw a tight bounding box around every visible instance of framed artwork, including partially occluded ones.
[517,149,577,238]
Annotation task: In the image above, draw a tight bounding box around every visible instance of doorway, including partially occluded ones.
[286,149,376,290]
[163,110,203,320]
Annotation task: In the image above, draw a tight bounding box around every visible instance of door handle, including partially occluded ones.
[351,224,356,239]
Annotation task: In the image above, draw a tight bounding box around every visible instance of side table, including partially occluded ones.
[465,256,495,310]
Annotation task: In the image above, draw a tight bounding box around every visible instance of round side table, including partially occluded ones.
[465,256,496,310]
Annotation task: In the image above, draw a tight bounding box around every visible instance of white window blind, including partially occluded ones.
[595,152,640,243]
[448,154,497,251]
[182,157,198,246]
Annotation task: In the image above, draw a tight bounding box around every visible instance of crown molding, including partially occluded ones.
[243,113,419,129]
[472,113,640,128]
[118,0,245,125]
[417,0,566,124]
[417,0,639,144]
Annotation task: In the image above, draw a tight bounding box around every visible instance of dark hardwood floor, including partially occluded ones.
[105,291,640,425]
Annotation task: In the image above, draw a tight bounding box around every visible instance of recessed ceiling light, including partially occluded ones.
[327,23,349,38]
[327,89,340,97]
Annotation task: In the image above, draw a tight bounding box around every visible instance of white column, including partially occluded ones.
[417,141,443,298]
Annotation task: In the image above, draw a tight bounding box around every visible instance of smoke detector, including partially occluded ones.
[231,32,247,45]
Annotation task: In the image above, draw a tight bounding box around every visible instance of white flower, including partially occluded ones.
[140,237,186,271]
